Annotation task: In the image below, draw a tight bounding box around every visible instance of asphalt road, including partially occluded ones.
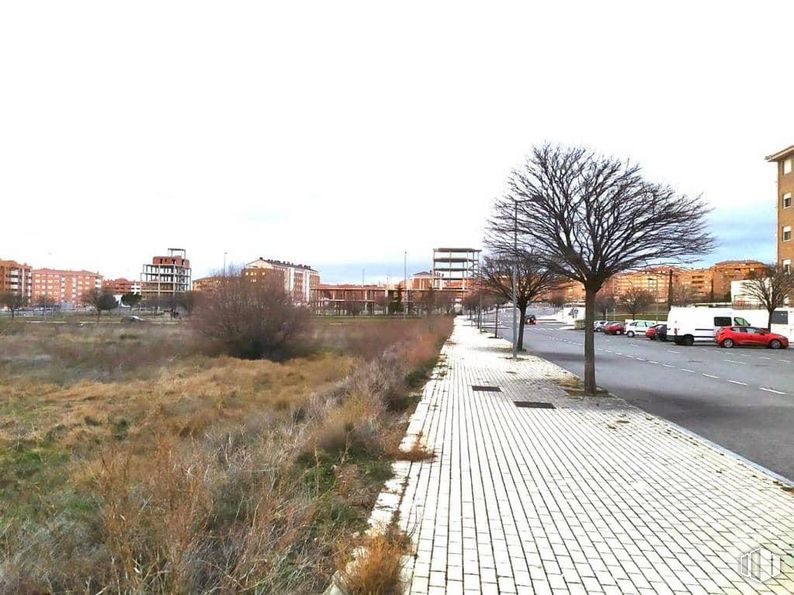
[489,313,794,481]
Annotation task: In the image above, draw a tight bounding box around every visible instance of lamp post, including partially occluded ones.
[512,199,519,360]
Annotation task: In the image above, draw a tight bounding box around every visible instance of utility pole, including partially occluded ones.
[223,251,228,276]
[512,199,518,360]
[403,251,407,319]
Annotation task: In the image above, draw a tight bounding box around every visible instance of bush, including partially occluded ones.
[192,272,310,360]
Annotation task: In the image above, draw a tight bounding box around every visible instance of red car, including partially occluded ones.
[645,323,667,341]
[603,321,625,335]
[715,326,789,349]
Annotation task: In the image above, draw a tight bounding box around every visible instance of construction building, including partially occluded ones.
[432,248,481,292]
[32,268,103,307]
[0,259,32,300]
[140,248,192,302]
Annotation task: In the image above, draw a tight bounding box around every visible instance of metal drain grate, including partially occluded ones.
[472,385,501,392]
[514,401,555,409]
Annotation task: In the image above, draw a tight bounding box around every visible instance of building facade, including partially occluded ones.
[103,278,141,295]
[140,248,192,301]
[767,145,794,273]
[32,268,103,307]
[244,258,320,303]
[0,259,32,299]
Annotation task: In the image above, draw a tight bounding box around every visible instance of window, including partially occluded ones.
[714,316,732,326]
[784,226,792,242]
[785,158,793,175]
[772,310,789,325]
[784,259,792,275]
[785,193,792,209]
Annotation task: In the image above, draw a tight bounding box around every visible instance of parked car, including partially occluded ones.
[624,319,657,337]
[603,321,625,335]
[646,323,667,341]
[715,326,789,349]
[594,320,611,332]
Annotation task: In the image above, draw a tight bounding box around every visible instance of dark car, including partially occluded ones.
[603,321,625,335]
[526,315,536,325]
[646,323,667,341]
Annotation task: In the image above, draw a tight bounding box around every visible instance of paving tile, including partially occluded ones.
[383,319,794,594]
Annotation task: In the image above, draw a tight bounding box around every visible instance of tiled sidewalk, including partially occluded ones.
[381,318,794,594]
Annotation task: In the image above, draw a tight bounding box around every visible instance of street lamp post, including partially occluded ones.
[512,199,519,360]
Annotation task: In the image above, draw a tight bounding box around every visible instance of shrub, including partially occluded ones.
[192,271,310,360]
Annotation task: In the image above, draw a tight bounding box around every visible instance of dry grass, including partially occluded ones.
[395,432,435,462]
[336,526,412,595]
[0,316,453,593]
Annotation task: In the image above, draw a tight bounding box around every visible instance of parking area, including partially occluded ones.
[495,315,794,481]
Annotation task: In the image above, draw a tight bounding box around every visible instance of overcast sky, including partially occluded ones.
[1,2,791,283]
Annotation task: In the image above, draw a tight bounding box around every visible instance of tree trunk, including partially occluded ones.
[584,288,597,395]
[768,309,774,331]
[517,303,527,350]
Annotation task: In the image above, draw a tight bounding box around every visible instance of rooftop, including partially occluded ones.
[765,145,794,162]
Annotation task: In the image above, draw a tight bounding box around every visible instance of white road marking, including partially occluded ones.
[760,387,786,395]
[728,380,747,386]
[635,357,646,361]
[760,357,771,360]
[778,359,788,363]
[702,373,719,379]
[681,368,696,373]
[661,364,674,368]
[667,350,681,354]
[647,360,659,365]
[724,359,746,365]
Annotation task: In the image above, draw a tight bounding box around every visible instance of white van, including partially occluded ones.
[624,319,657,337]
[666,306,750,346]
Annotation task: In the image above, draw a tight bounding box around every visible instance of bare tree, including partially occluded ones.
[594,291,617,320]
[741,264,794,329]
[546,292,567,309]
[0,292,29,319]
[374,292,390,315]
[82,288,118,320]
[488,144,713,394]
[193,270,309,359]
[619,287,655,319]
[176,290,201,318]
[670,283,697,306]
[477,251,560,350]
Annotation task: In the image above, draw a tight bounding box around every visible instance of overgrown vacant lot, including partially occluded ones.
[0,317,452,593]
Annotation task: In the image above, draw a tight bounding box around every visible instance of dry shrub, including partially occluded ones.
[395,432,435,462]
[192,272,310,360]
[336,526,411,595]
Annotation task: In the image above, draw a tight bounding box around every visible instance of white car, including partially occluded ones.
[624,319,657,337]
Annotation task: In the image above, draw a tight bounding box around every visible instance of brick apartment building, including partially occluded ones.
[32,268,103,307]
[767,145,794,274]
[140,248,192,301]
[312,283,392,314]
[244,258,320,303]
[0,259,32,300]
[103,278,141,295]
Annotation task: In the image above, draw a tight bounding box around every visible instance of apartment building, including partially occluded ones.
[140,248,192,301]
[0,259,32,299]
[244,258,320,303]
[767,145,794,273]
[192,275,222,292]
[32,268,103,307]
[103,278,141,295]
